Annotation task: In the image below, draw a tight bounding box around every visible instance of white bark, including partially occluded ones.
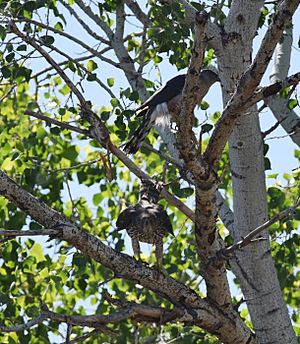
[218,2,297,343]
[267,27,300,147]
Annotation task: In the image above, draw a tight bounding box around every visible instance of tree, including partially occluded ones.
[0,0,299,343]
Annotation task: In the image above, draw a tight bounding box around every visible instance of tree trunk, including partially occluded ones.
[218,1,297,343]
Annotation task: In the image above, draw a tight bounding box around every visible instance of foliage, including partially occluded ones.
[0,0,299,343]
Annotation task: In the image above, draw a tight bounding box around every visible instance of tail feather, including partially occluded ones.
[124,108,155,154]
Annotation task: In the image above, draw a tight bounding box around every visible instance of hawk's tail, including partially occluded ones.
[124,109,155,154]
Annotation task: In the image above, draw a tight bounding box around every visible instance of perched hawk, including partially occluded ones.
[116,179,173,274]
[124,69,220,154]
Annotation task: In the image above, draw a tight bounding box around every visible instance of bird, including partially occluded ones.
[124,69,220,154]
[116,179,173,274]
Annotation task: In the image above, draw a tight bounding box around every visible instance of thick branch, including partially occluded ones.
[125,0,151,26]
[42,303,181,326]
[172,11,231,306]
[115,1,126,43]
[176,11,210,182]
[204,0,300,167]
[267,26,300,147]
[0,169,255,344]
[254,72,300,102]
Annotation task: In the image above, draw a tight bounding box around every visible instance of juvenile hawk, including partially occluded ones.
[116,179,173,274]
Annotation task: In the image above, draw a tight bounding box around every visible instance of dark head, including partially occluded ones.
[200,69,220,84]
[140,179,164,203]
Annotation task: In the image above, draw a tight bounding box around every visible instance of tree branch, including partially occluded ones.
[0,315,47,333]
[204,0,300,167]
[164,0,222,53]
[58,0,110,44]
[73,0,148,100]
[25,110,90,136]
[266,26,300,147]
[13,17,137,74]
[0,229,58,237]
[254,71,300,102]
[0,169,254,343]
[216,200,300,259]
[125,0,151,26]
[42,302,181,326]
[176,11,210,182]
[12,28,194,221]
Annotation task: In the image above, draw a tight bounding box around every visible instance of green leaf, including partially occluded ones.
[264,157,271,170]
[29,222,43,230]
[54,21,63,30]
[6,52,15,63]
[87,73,97,81]
[87,60,98,72]
[107,77,114,87]
[59,84,71,96]
[0,25,7,40]
[1,66,11,79]
[17,44,27,51]
[93,193,102,206]
[288,98,298,110]
[201,124,213,133]
[23,1,36,12]
[200,101,209,110]
[40,35,55,46]
[110,98,119,107]
[268,173,278,179]
[30,243,46,263]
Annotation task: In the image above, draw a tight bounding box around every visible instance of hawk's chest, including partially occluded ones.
[127,203,164,244]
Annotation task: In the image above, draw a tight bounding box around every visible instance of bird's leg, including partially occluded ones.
[131,238,141,261]
[155,240,168,276]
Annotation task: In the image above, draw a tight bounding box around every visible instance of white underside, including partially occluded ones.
[152,102,170,127]
[152,102,179,159]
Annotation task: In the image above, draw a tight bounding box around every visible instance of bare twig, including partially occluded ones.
[65,323,72,344]
[0,314,47,332]
[254,71,300,104]
[59,0,110,44]
[217,200,300,259]
[13,17,137,74]
[25,110,90,136]
[67,329,99,344]
[49,158,102,173]
[0,229,59,237]
[262,117,287,138]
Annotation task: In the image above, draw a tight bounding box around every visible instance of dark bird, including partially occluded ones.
[124,69,220,154]
[116,179,173,274]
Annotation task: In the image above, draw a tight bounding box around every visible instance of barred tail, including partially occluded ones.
[124,109,155,154]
